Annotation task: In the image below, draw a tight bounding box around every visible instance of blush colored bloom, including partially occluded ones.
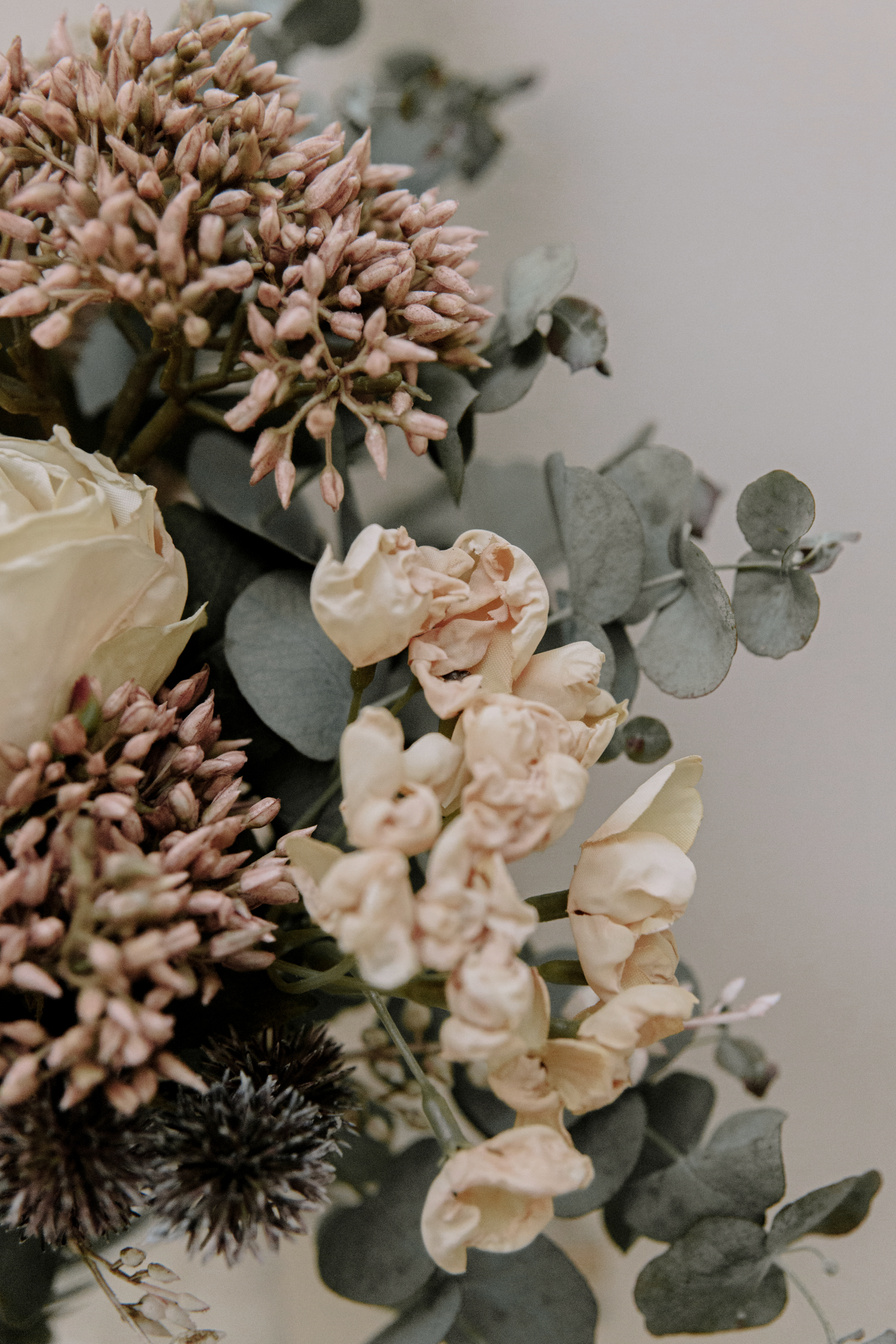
[0,429,202,784]
[440,937,534,1062]
[567,757,703,996]
[408,531,549,718]
[310,525,467,668]
[420,1125,593,1274]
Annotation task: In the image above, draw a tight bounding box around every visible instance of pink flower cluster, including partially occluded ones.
[0,9,490,506]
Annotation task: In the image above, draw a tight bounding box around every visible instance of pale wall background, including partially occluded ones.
[2,3,895,1342]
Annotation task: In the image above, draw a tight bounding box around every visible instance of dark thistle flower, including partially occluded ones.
[202,1024,355,1128]
[0,1089,149,1245]
[148,1073,341,1263]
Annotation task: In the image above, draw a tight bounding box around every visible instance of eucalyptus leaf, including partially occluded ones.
[768,1171,881,1251]
[317,1140,439,1306]
[605,621,639,704]
[504,244,577,345]
[451,1064,517,1138]
[332,1130,394,1195]
[467,316,548,413]
[625,1108,786,1243]
[638,536,737,697]
[546,454,645,629]
[736,470,815,553]
[604,446,694,623]
[187,431,325,564]
[621,716,672,764]
[536,958,588,985]
[634,1217,787,1335]
[603,1071,715,1250]
[0,1230,63,1333]
[714,1034,778,1098]
[546,296,608,372]
[447,1237,597,1344]
[279,0,363,50]
[418,365,478,503]
[161,504,269,656]
[365,1274,462,1344]
[224,570,352,760]
[866,1333,896,1343]
[732,551,820,658]
[555,1091,647,1217]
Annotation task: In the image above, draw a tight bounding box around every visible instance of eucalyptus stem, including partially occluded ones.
[101,348,166,460]
[643,1124,686,1163]
[119,394,186,471]
[295,774,342,829]
[364,987,467,1156]
[781,1266,838,1344]
[385,677,421,717]
[348,663,377,725]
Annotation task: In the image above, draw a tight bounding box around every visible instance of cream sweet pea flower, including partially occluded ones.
[415,816,536,972]
[567,757,703,996]
[408,530,549,719]
[0,428,202,779]
[286,837,419,990]
[420,1125,593,1274]
[309,524,468,668]
[440,936,534,1062]
[339,707,463,855]
[576,982,698,1054]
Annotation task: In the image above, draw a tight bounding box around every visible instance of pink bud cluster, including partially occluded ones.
[0,667,296,1116]
[0,8,491,509]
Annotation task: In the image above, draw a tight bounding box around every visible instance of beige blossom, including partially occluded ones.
[0,428,203,783]
[576,982,698,1054]
[512,642,627,765]
[415,816,536,972]
[408,531,549,718]
[420,1125,594,1273]
[339,708,462,854]
[462,751,589,861]
[309,524,468,668]
[286,837,419,990]
[567,757,703,995]
[441,937,534,1062]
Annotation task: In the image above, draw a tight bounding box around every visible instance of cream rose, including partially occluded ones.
[420,1125,593,1274]
[0,427,202,779]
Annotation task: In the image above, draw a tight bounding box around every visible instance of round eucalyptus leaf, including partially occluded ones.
[736,469,815,553]
[546,295,608,372]
[280,0,363,49]
[634,1217,786,1335]
[732,552,820,658]
[604,446,695,624]
[504,244,577,345]
[555,1091,647,1217]
[767,1170,882,1253]
[447,1236,597,1344]
[365,1274,462,1344]
[604,621,639,705]
[224,570,352,760]
[622,715,672,764]
[317,1140,440,1306]
[451,1064,516,1138]
[467,317,548,413]
[638,537,737,697]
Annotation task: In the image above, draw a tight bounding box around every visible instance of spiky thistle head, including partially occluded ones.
[0,1088,149,1245]
[201,1023,355,1129]
[148,1072,341,1263]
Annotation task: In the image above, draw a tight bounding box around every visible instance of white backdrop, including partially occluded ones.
[2,3,895,1341]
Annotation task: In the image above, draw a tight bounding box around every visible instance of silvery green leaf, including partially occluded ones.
[732,550,819,658]
[604,446,695,622]
[638,536,737,697]
[467,316,548,413]
[555,1091,647,1218]
[280,0,363,50]
[621,715,672,764]
[625,1108,786,1243]
[546,295,608,372]
[767,1171,882,1252]
[792,530,861,574]
[736,469,815,553]
[73,315,137,415]
[365,1274,462,1344]
[224,570,352,761]
[605,621,639,703]
[161,504,267,657]
[866,1333,896,1343]
[546,454,645,627]
[634,1217,787,1335]
[447,1237,597,1344]
[188,431,325,564]
[504,244,577,345]
[451,1064,516,1138]
[418,364,478,503]
[317,1141,439,1306]
[714,1034,778,1098]
[332,1131,393,1195]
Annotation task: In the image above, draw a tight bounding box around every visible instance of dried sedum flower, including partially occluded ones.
[0,667,287,1114]
[0,11,491,505]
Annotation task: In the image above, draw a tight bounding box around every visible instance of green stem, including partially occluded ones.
[295,774,342,829]
[642,559,787,591]
[101,348,166,460]
[643,1125,686,1163]
[120,395,186,471]
[387,678,421,717]
[365,987,467,1156]
[269,953,359,996]
[781,1267,838,1344]
[347,664,377,725]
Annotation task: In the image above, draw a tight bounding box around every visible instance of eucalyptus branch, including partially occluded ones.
[365,987,467,1156]
[780,1266,838,1344]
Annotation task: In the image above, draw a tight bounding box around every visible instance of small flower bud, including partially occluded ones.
[320,465,344,512]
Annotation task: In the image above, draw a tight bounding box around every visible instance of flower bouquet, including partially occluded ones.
[0,4,886,1342]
